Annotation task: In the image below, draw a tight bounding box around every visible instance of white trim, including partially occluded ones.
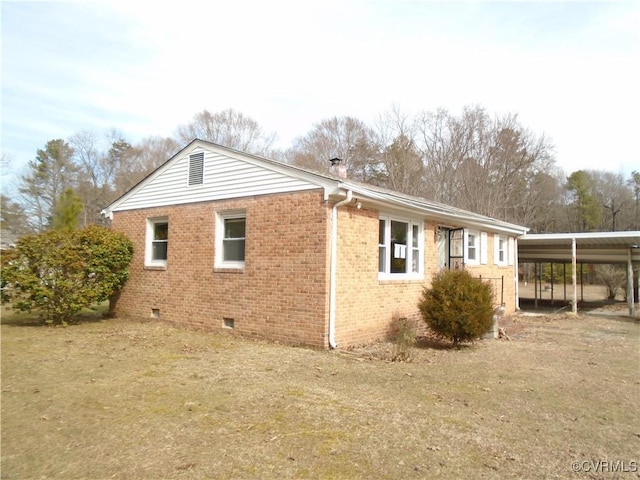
[102,140,336,218]
[102,140,528,236]
[465,229,480,265]
[378,214,424,281]
[508,237,515,266]
[494,234,508,266]
[145,217,168,268]
[215,210,246,270]
[480,232,488,265]
[329,191,353,348]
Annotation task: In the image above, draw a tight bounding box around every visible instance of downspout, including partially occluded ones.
[514,237,520,311]
[329,190,352,349]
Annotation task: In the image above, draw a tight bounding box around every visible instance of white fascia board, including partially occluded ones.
[208,142,339,197]
[101,140,199,219]
[345,184,528,236]
[101,140,340,218]
[520,231,640,244]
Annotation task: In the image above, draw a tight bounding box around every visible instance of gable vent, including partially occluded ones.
[188,152,204,186]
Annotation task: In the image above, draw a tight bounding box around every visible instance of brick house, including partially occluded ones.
[102,139,528,348]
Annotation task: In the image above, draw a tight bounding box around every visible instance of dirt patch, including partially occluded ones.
[2,311,639,479]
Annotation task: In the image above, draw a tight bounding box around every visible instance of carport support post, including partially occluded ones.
[533,262,538,308]
[628,248,635,317]
[571,238,577,314]
[550,263,555,305]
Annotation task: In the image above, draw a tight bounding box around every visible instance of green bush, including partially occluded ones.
[418,269,494,346]
[1,225,134,325]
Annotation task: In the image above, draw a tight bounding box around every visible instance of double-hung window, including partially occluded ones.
[378,216,423,279]
[463,229,489,265]
[145,217,168,268]
[216,211,246,269]
[494,234,508,266]
[465,230,479,265]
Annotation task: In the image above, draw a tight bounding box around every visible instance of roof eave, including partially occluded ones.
[343,184,528,236]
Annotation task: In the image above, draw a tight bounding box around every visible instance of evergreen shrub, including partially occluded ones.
[418,269,495,346]
[1,225,134,325]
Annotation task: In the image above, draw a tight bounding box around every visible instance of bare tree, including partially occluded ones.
[594,264,627,300]
[113,136,179,196]
[416,106,557,225]
[369,105,424,195]
[416,107,475,204]
[69,129,127,226]
[513,168,565,233]
[289,116,376,180]
[175,108,276,155]
[591,170,634,231]
[629,171,640,230]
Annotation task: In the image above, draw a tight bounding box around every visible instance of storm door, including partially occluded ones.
[437,227,464,270]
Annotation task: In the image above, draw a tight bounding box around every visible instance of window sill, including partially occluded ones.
[214,267,245,274]
[378,275,424,284]
[144,265,167,271]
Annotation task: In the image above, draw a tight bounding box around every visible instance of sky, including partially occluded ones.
[1,0,639,196]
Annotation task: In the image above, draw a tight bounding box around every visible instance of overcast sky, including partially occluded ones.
[1,0,639,195]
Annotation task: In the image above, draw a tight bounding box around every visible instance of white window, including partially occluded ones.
[465,230,479,265]
[378,216,423,279]
[216,211,246,269]
[493,235,514,266]
[145,217,168,268]
[188,152,204,186]
[463,229,489,266]
[494,234,509,266]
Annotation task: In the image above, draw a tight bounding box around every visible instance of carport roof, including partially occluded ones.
[518,231,640,264]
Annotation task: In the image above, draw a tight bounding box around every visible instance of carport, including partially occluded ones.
[517,232,640,316]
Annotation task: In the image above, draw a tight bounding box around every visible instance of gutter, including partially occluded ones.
[328,189,352,349]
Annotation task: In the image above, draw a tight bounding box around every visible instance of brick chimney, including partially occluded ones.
[329,157,347,178]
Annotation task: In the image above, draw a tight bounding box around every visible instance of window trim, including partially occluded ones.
[378,215,424,280]
[215,210,246,270]
[465,229,480,265]
[145,217,168,268]
[494,234,508,266]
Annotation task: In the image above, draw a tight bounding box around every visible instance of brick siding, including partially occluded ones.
[111,190,519,349]
[111,189,331,348]
[333,209,519,347]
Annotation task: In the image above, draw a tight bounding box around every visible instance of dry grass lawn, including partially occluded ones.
[1,306,639,479]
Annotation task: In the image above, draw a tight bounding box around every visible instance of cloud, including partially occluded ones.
[1,0,638,197]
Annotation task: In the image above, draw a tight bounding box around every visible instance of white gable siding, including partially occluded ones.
[113,149,321,212]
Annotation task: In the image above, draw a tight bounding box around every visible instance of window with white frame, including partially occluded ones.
[378,216,423,279]
[494,234,507,266]
[493,235,514,266]
[216,211,246,269]
[465,230,479,264]
[145,217,168,267]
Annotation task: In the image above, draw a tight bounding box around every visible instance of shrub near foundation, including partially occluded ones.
[1,225,134,325]
[418,269,494,346]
